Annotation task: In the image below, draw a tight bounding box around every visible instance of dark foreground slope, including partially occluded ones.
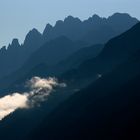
[29,44,140,140]
[28,23,140,140]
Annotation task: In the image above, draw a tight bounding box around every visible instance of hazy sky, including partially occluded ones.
[0,0,139,47]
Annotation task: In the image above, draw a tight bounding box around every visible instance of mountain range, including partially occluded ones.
[0,13,138,79]
[0,13,140,140]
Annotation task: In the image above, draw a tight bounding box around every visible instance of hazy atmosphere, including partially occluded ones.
[0,0,140,139]
[0,0,140,47]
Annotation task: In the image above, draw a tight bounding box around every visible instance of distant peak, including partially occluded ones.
[86,14,102,23]
[65,15,74,20]
[64,16,81,23]
[10,38,20,48]
[7,38,20,50]
[43,23,53,35]
[1,46,6,50]
[112,12,130,16]
[23,28,42,47]
[11,38,20,46]
[92,14,101,19]
[28,28,41,35]
[108,13,139,23]
[55,20,63,26]
[46,23,53,28]
[0,46,7,53]
[25,28,42,40]
[108,13,132,19]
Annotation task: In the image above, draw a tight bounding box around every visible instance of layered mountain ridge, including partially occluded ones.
[0,13,140,140]
[0,13,138,78]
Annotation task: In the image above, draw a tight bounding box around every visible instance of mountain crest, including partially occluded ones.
[7,38,20,50]
[91,14,102,20]
[43,23,53,36]
[23,28,42,47]
[26,28,42,38]
[64,16,81,23]
[0,46,7,53]
[11,39,20,47]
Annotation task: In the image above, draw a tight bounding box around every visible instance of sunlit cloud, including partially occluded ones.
[0,77,66,120]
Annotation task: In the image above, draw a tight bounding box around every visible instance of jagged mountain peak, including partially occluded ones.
[37,13,139,44]
[27,28,42,36]
[7,38,20,50]
[0,46,7,53]
[64,15,81,23]
[43,23,53,35]
[108,12,138,21]
[23,28,42,47]
[86,14,102,22]
[92,14,102,20]
[11,38,20,46]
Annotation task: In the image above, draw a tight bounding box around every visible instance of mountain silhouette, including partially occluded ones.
[0,13,138,79]
[43,13,138,44]
[23,28,43,52]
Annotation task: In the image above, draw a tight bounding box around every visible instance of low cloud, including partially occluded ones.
[0,93,28,120]
[0,77,66,120]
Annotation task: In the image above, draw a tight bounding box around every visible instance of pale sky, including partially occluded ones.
[0,0,139,47]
